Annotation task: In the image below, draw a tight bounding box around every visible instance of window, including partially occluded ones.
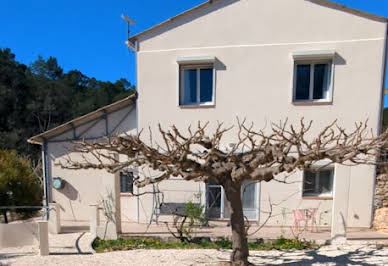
[179,65,214,106]
[294,61,332,102]
[120,172,134,194]
[303,168,334,197]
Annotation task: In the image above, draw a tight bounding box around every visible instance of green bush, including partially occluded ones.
[0,150,43,223]
[92,237,315,253]
[175,201,207,241]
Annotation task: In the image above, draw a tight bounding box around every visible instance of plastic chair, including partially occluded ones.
[293,209,307,232]
[306,208,318,232]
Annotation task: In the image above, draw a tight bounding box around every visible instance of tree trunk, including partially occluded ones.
[3,210,8,224]
[223,181,250,266]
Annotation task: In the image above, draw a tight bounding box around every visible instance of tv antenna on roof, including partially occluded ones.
[121,14,136,51]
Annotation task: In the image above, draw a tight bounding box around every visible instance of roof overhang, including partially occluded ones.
[128,0,224,44]
[307,0,388,23]
[127,0,388,45]
[27,93,137,145]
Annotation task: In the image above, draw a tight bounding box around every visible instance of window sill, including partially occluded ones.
[120,193,134,197]
[179,103,215,109]
[302,196,333,200]
[292,99,333,106]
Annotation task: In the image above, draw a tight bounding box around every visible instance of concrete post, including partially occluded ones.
[98,154,121,239]
[48,203,61,234]
[90,204,100,236]
[37,221,49,256]
[331,165,351,244]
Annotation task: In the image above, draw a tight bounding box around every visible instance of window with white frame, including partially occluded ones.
[302,168,334,197]
[120,171,134,194]
[293,60,332,102]
[179,64,214,106]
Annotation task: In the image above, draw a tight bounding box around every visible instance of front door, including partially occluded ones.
[206,181,259,220]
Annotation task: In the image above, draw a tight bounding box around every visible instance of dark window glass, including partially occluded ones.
[318,170,333,194]
[303,171,316,194]
[120,172,134,193]
[303,169,333,196]
[200,68,213,103]
[207,186,221,219]
[295,65,311,100]
[242,182,256,209]
[183,69,197,104]
[313,64,329,100]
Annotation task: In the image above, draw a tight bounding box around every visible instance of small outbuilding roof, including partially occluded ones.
[128,0,388,43]
[27,93,137,145]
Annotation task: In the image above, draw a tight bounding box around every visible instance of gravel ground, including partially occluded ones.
[1,233,388,265]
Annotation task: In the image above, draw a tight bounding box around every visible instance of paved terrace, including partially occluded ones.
[60,220,388,244]
[1,221,388,265]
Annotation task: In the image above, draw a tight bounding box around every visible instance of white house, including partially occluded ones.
[29,0,387,233]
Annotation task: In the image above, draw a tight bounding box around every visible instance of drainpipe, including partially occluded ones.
[134,39,140,224]
[42,138,50,219]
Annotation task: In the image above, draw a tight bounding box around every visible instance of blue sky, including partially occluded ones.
[1,0,388,105]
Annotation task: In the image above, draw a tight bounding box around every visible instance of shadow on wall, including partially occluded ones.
[59,181,79,201]
[334,54,346,66]
[56,181,79,221]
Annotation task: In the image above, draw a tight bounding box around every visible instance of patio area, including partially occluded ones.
[61,220,388,245]
[2,220,388,266]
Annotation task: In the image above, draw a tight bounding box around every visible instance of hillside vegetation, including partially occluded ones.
[0,48,134,162]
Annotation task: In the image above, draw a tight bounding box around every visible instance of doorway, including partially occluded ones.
[206,181,259,220]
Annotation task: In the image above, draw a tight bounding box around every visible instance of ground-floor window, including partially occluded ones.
[302,168,334,197]
[206,181,258,220]
[120,171,134,194]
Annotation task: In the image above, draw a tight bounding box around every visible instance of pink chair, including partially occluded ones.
[293,209,307,232]
[306,208,318,232]
[293,208,319,233]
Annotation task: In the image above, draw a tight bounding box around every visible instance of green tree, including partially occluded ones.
[0,150,43,223]
[0,48,135,164]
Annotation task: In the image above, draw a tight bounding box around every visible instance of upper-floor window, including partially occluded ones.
[178,56,216,106]
[302,168,334,198]
[180,65,214,105]
[292,51,335,103]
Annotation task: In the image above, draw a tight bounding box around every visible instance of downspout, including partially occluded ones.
[372,22,388,227]
[134,39,140,224]
[42,138,50,219]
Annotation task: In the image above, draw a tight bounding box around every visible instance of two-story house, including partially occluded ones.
[29,0,387,232]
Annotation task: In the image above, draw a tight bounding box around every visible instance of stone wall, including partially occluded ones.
[374,208,388,233]
[375,174,388,209]
[374,174,388,232]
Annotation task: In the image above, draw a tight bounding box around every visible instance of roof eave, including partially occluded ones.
[128,0,388,44]
[128,0,221,43]
[27,94,137,145]
[307,0,388,23]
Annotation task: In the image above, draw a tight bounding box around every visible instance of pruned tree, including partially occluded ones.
[61,119,388,265]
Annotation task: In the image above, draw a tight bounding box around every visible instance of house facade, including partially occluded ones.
[29,0,387,230]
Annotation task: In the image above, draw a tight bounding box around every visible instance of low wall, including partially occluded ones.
[0,221,38,248]
[375,174,388,209]
[374,208,388,233]
[373,174,388,232]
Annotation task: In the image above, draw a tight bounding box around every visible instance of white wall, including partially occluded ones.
[0,221,38,248]
[135,0,387,227]
[46,105,137,222]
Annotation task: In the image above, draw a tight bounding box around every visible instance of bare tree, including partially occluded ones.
[61,119,388,265]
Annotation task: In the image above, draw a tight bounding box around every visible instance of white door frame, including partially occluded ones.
[205,182,260,221]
